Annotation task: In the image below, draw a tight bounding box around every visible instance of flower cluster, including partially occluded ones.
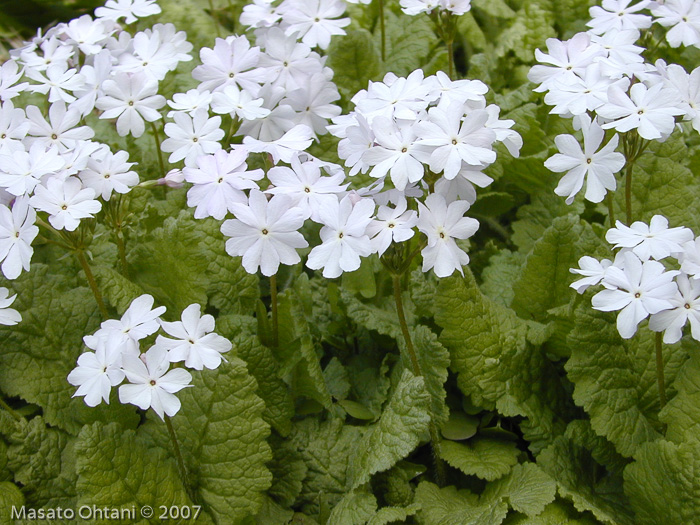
[571,214,700,342]
[530,0,700,205]
[68,295,232,419]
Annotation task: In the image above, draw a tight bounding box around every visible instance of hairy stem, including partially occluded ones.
[151,121,166,179]
[378,0,386,61]
[0,396,22,421]
[624,160,633,225]
[392,275,446,485]
[607,192,616,228]
[76,250,108,319]
[447,39,455,79]
[270,273,278,348]
[655,332,667,408]
[165,415,195,502]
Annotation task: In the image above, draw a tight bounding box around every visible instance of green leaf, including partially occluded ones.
[0,264,138,435]
[441,438,520,481]
[289,416,366,516]
[253,496,295,525]
[0,482,24,519]
[339,400,376,420]
[131,210,258,314]
[512,215,607,322]
[327,30,381,99]
[216,314,294,436]
[564,420,629,476]
[414,481,509,525]
[341,289,407,341]
[347,353,394,418]
[75,422,193,521]
[349,370,431,489]
[376,11,437,76]
[483,463,557,517]
[146,357,273,523]
[481,250,526,307]
[7,417,76,509]
[91,264,147,314]
[661,351,700,446]
[538,436,635,525]
[565,305,685,457]
[624,440,700,525]
[495,0,555,62]
[324,357,351,401]
[473,0,516,18]
[374,461,426,508]
[328,489,378,525]
[267,436,308,508]
[441,411,479,441]
[368,504,420,525]
[502,500,600,524]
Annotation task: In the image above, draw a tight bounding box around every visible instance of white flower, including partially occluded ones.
[545,115,625,204]
[649,273,700,343]
[680,237,700,278]
[570,256,613,293]
[79,149,139,200]
[85,294,166,357]
[652,0,700,48]
[25,102,94,152]
[366,197,418,256]
[242,124,314,163]
[192,36,268,94]
[0,197,38,280]
[157,303,232,370]
[306,195,374,278]
[183,149,262,220]
[210,86,269,121]
[119,345,192,420]
[29,177,101,231]
[167,89,212,118]
[95,0,162,24]
[605,215,694,261]
[280,0,351,50]
[592,251,679,339]
[417,193,479,277]
[67,339,124,407]
[161,109,224,167]
[0,142,65,197]
[587,0,652,35]
[0,287,21,325]
[221,189,308,276]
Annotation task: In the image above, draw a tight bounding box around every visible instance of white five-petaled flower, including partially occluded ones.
[0,287,21,325]
[306,194,375,278]
[366,197,418,257]
[67,339,124,407]
[570,255,613,293]
[545,115,625,204]
[592,251,679,339]
[96,71,165,137]
[118,345,192,420]
[157,303,232,370]
[650,273,700,343]
[605,215,694,261]
[0,197,38,280]
[221,189,308,276]
[161,109,224,167]
[95,0,162,24]
[79,149,139,200]
[29,177,101,231]
[280,0,351,50]
[417,193,479,278]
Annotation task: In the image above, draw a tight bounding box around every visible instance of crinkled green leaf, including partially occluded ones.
[75,422,192,523]
[538,436,634,525]
[91,264,146,314]
[290,416,365,516]
[0,482,24,519]
[473,0,516,18]
[410,268,438,318]
[565,305,685,457]
[146,357,272,523]
[441,411,479,441]
[624,439,700,525]
[368,504,420,525]
[341,289,408,341]
[512,215,607,322]
[216,314,294,436]
[376,11,436,76]
[502,499,600,524]
[252,496,295,525]
[661,351,700,446]
[496,0,555,61]
[350,370,431,489]
[327,30,381,99]
[131,209,258,314]
[374,461,425,508]
[267,436,308,508]
[481,250,526,307]
[0,264,137,435]
[441,438,519,481]
[415,481,509,525]
[7,417,76,509]
[324,357,351,401]
[347,353,394,418]
[565,420,629,476]
[483,463,557,517]
[328,489,377,525]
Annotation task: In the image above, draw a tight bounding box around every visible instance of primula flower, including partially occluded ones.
[192,36,268,94]
[157,303,232,370]
[29,177,101,231]
[587,0,652,35]
[280,0,351,50]
[221,189,308,276]
[68,339,124,407]
[366,197,418,257]
[306,195,375,278]
[570,255,613,293]
[650,273,700,343]
[545,115,625,204]
[652,0,700,48]
[161,109,224,167]
[417,193,479,277]
[680,237,700,279]
[95,0,162,24]
[0,142,65,197]
[25,102,94,152]
[119,345,192,420]
[211,85,269,121]
[96,71,166,138]
[592,251,679,339]
[79,149,139,200]
[0,197,38,280]
[605,215,694,261]
[0,287,21,325]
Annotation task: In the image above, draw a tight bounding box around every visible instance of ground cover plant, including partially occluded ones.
[1,0,700,523]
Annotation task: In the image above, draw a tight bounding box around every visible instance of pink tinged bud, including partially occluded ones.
[159,169,185,188]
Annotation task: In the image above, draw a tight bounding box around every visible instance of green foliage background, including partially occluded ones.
[2,0,700,523]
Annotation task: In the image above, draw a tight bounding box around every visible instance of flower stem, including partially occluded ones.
[392,275,446,486]
[378,0,386,62]
[624,160,634,225]
[655,332,667,408]
[270,273,278,348]
[0,396,22,421]
[164,415,196,501]
[447,39,455,79]
[76,250,109,320]
[151,121,166,179]
[607,192,616,228]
